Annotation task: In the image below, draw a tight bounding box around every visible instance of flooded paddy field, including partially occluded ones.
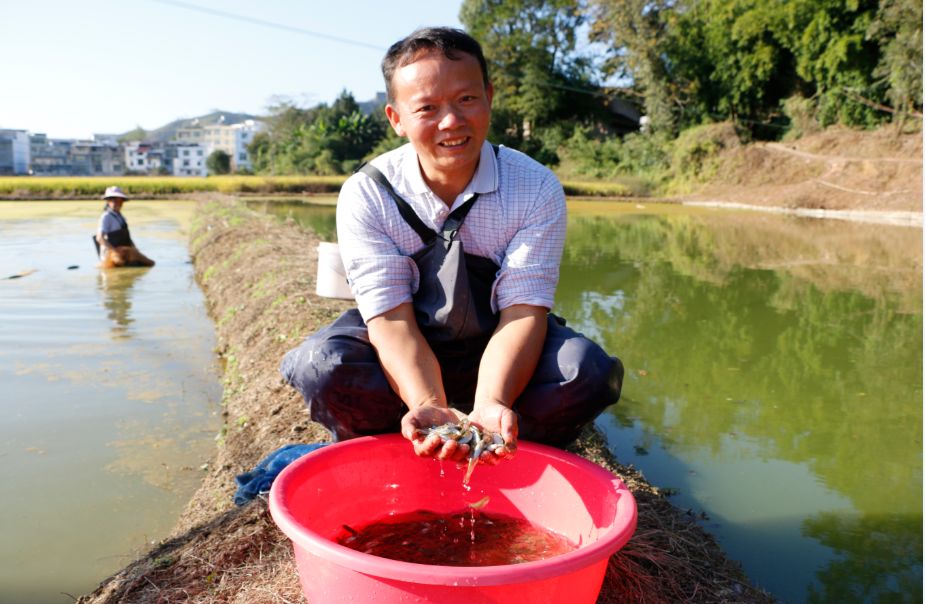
[0,201,221,603]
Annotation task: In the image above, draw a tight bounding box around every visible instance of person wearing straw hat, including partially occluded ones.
[281,27,623,464]
[94,186,155,268]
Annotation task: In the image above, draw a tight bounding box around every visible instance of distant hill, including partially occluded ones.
[121,110,261,143]
[120,96,386,143]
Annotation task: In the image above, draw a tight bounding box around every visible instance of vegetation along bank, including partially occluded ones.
[77,197,774,604]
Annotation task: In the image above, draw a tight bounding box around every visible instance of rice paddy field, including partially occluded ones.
[0,175,346,198]
[0,175,634,199]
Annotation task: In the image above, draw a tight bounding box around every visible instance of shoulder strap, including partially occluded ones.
[358,164,437,245]
[357,144,501,244]
[443,144,499,239]
[441,194,479,241]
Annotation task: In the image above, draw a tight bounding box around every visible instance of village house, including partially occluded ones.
[6,114,263,177]
[0,129,31,175]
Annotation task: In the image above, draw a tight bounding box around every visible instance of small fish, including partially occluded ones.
[5,269,37,280]
[342,524,358,537]
[419,420,508,484]
[467,495,490,510]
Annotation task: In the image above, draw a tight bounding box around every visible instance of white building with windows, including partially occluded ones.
[202,119,262,172]
[169,143,206,177]
[228,119,261,172]
[124,142,164,174]
[0,129,31,175]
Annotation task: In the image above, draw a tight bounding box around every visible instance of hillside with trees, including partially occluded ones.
[246,0,921,201]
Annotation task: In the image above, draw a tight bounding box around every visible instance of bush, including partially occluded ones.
[207,150,232,175]
[670,122,741,180]
[558,126,671,180]
[781,95,821,140]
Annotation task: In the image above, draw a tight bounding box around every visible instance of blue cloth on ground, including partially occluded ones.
[233,443,328,506]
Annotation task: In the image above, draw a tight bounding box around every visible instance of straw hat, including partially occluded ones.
[102,186,129,200]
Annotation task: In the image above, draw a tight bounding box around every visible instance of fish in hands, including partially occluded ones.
[415,418,515,484]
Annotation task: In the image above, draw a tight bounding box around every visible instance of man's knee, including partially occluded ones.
[279,314,402,440]
[516,327,623,446]
[280,328,375,398]
[556,334,622,404]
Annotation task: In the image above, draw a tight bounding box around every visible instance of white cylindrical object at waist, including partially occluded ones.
[315,242,354,299]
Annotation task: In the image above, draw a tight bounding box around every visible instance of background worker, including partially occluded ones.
[95,186,155,268]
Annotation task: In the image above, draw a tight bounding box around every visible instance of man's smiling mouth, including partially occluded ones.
[438,137,470,148]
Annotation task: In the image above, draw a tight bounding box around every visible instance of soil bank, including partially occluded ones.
[76,196,773,604]
[678,124,922,226]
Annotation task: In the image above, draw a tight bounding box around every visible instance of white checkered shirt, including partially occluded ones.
[336,141,566,322]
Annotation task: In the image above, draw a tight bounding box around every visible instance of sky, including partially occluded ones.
[2,0,464,139]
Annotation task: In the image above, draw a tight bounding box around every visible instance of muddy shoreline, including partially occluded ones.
[75,196,775,603]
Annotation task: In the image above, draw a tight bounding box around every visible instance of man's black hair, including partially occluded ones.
[381,27,489,104]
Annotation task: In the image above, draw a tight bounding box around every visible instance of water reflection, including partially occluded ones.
[557,209,922,603]
[97,267,151,340]
[803,512,922,603]
[245,198,338,240]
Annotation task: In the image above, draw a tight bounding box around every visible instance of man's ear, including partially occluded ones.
[486,82,494,107]
[385,104,406,137]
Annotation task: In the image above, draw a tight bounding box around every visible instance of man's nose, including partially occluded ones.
[438,107,463,129]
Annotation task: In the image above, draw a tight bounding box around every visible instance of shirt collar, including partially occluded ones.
[400,141,499,200]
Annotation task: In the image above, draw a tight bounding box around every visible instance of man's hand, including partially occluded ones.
[401,404,469,461]
[368,302,458,457]
[468,400,518,466]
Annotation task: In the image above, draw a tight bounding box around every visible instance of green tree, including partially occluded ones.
[781,0,883,127]
[247,91,386,175]
[668,0,797,127]
[206,149,231,175]
[591,0,896,133]
[461,0,607,161]
[867,0,923,123]
[589,0,679,133]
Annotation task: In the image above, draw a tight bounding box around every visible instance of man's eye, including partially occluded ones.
[416,105,435,113]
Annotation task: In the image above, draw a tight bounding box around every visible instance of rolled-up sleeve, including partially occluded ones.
[336,175,418,322]
[492,171,566,312]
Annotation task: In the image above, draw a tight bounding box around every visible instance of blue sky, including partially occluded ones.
[2,0,463,139]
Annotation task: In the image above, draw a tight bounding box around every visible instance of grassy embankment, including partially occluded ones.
[0,175,634,199]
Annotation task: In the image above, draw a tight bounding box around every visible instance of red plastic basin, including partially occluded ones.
[270,434,637,603]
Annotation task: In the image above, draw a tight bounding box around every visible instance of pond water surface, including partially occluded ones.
[255,198,923,604]
[0,201,221,604]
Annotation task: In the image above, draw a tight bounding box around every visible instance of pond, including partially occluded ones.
[0,201,221,604]
[255,198,923,604]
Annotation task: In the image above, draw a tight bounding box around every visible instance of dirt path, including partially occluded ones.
[77,197,773,604]
[684,125,923,218]
[762,141,923,165]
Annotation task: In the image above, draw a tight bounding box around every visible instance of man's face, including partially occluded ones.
[385,50,492,191]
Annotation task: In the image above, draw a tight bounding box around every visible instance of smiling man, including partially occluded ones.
[281,27,623,463]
